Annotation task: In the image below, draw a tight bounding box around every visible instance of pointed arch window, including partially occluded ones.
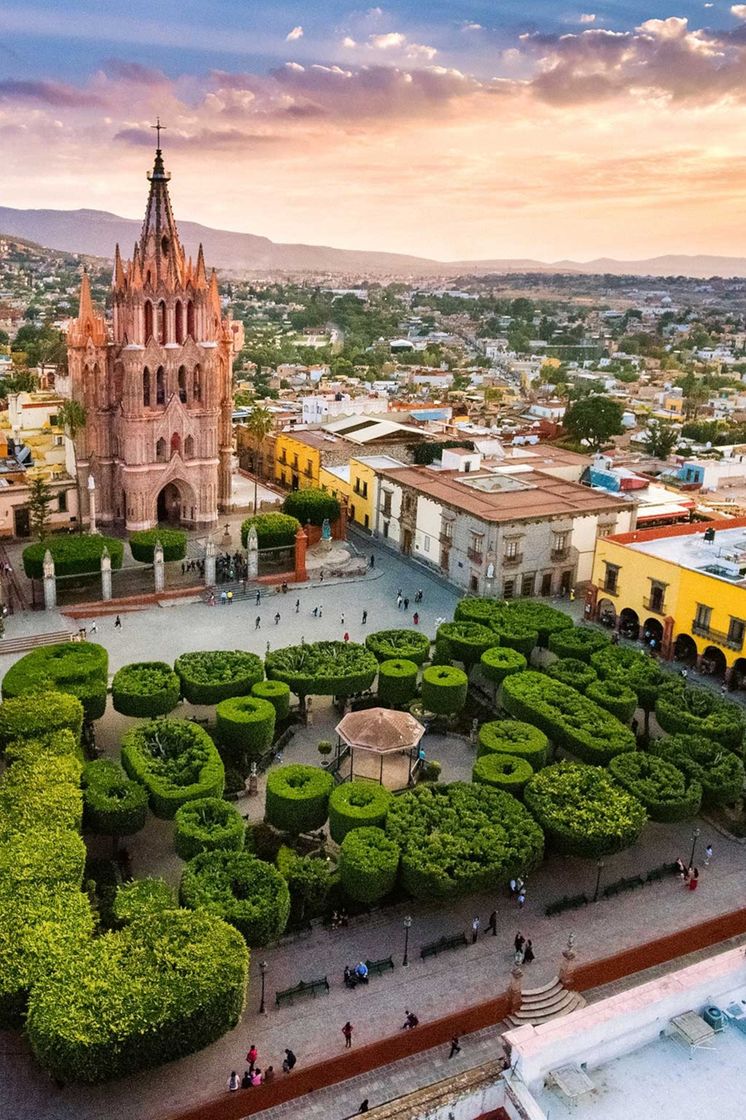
[157,300,167,345]
[156,437,167,462]
[156,366,165,406]
[193,364,201,403]
[175,301,184,344]
[186,300,195,340]
[144,301,154,342]
[143,367,151,407]
[184,434,195,459]
[177,365,187,403]
[170,433,181,457]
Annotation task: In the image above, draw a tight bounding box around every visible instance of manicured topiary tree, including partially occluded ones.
[480,645,527,688]
[654,681,744,752]
[328,781,391,844]
[609,753,702,822]
[174,797,245,861]
[586,678,637,723]
[377,658,419,707]
[545,657,598,694]
[0,754,83,844]
[265,764,334,834]
[0,691,83,750]
[385,781,544,900]
[454,597,502,625]
[175,650,264,705]
[591,645,664,736]
[129,529,187,564]
[477,720,549,770]
[524,761,647,858]
[276,846,333,923]
[121,718,225,819]
[491,621,538,658]
[251,679,291,721]
[496,601,574,649]
[112,662,181,718]
[472,753,533,797]
[283,488,340,526]
[366,628,431,665]
[240,512,300,549]
[81,759,148,843]
[2,642,108,722]
[180,849,290,946]
[420,665,468,715]
[112,878,177,924]
[339,827,400,904]
[215,695,276,765]
[22,535,123,579]
[650,734,745,807]
[435,621,499,668]
[265,641,378,707]
[548,626,610,663]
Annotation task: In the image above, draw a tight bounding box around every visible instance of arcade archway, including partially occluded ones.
[156,479,195,527]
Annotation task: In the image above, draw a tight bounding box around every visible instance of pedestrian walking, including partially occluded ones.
[523,939,535,965]
[362,609,367,624]
[296,599,300,613]
[413,611,419,625]
[246,1044,258,1071]
[360,1100,370,1114]
[313,606,318,617]
[471,915,480,943]
[705,844,713,866]
[282,1049,297,1073]
[255,616,261,630]
[228,1071,240,1092]
[341,614,345,626]
[517,887,527,909]
[266,641,271,654]
[227,590,233,605]
[274,612,281,625]
[342,1021,353,1049]
[569,587,576,602]
[403,597,409,611]
[90,621,97,634]
[319,605,323,617]
[509,878,517,898]
[114,615,122,629]
[448,1036,462,1059]
[343,632,350,643]
[397,594,403,609]
[487,909,498,936]
[688,867,699,891]
[370,553,375,567]
[514,932,525,956]
[256,590,261,605]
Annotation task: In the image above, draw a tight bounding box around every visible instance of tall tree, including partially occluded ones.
[563,395,624,451]
[57,399,87,532]
[643,419,678,460]
[245,404,274,513]
[28,476,54,540]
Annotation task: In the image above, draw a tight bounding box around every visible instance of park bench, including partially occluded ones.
[545,892,588,917]
[343,956,394,984]
[275,976,329,1008]
[420,932,468,960]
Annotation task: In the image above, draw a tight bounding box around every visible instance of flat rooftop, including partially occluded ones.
[618,520,746,586]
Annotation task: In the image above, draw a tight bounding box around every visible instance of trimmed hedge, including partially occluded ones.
[265,641,378,702]
[477,720,549,770]
[2,642,108,722]
[112,662,180,718]
[591,646,663,714]
[480,645,527,685]
[366,628,431,666]
[420,665,468,714]
[650,734,745,807]
[175,650,264,706]
[121,718,225,819]
[454,597,503,625]
[5,727,82,767]
[586,678,637,723]
[251,679,290,721]
[112,878,177,924]
[435,621,499,667]
[265,764,334,834]
[174,797,245,861]
[385,781,544,900]
[22,534,124,579]
[545,657,598,693]
[0,827,86,890]
[81,759,148,837]
[524,761,647,858]
[0,691,83,750]
[241,512,300,549]
[655,682,744,752]
[502,671,636,765]
[180,849,290,946]
[215,695,276,764]
[472,753,533,796]
[377,658,419,707]
[25,909,248,1083]
[455,600,572,656]
[548,626,610,663]
[328,781,391,844]
[339,827,400,904]
[283,488,340,526]
[0,752,83,843]
[129,529,187,564]
[609,753,702,822]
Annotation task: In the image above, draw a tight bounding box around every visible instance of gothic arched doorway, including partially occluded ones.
[156,480,194,526]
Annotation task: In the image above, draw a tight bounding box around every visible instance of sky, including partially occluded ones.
[2,1,746,261]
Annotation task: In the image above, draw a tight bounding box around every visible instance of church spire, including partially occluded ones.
[78,268,94,322]
[139,137,185,288]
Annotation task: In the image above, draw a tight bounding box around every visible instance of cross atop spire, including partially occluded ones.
[151,117,166,150]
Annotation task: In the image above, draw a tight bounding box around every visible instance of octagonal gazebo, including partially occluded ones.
[334,707,426,790]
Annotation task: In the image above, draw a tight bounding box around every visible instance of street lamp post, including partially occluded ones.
[593,859,605,903]
[689,827,700,869]
[403,915,412,967]
[259,960,268,1015]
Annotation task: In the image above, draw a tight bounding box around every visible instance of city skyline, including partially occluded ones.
[2,2,746,261]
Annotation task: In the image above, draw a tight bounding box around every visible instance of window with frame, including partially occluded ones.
[603,563,619,593]
[503,579,515,599]
[382,490,392,517]
[728,617,745,646]
[443,520,454,541]
[505,539,519,560]
[469,533,483,557]
[521,572,535,597]
[552,531,568,553]
[695,603,712,629]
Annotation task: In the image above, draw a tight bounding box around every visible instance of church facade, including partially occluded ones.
[67,145,241,531]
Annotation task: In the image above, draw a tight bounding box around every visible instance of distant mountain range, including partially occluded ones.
[1,204,745,279]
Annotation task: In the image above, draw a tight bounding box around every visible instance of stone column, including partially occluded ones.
[154,540,165,593]
[294,526,308,584]
[204,537,216,586]
[246,526,259,580]
[87,473,98,534]
[558,933,577,989]
[42,549,56,611]
[337,498,348,540]
[661,616,675,660]
[508,965,524,1013]
[585,583,598,620]
[100,546,112,601]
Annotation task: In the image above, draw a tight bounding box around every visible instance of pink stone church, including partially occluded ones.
[67,144,241,530]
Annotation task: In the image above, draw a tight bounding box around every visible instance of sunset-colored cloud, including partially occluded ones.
[286,26,303,42]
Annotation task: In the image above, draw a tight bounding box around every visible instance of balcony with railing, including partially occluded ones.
[502,553,523,567]
[692,618,743,651]
[550,547,571,562]
[467,547,484,565]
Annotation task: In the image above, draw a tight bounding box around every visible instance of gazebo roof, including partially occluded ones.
[335,707,425,754]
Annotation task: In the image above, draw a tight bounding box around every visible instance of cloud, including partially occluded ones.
[114,125,281,150]
[102,59,170,86]
[731,3,746,15]
[345,30,438,61]
[0,78,102,107]
[461,22,483,32]
[579,13,596,23]
[369,32,406,50]
[286,26,304,42]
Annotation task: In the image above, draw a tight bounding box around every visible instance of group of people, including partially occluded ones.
[675,848,711,892]
[344,961,370,988]
[227,1045,296,1093]
[514,931,535,965]
[509,876,528,908]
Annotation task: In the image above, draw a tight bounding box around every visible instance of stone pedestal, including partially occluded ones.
[204,538,216,586]
[246,526,258,580]
[154,541,165,593]
[42,549,56,612]
[101,547,112,601]
[294,526,308,583]
[558,934,577,988]
[509,965,524,1013]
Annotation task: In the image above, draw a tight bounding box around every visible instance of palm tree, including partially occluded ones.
[245,404,274,514]
[57,399,87,532]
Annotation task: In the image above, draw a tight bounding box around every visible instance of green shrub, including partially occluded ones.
[545,657,598,693]
[385,781,544,900]
[454,597,503,625]
[0,753,83,842]
[0,827,87,890]
[265,641,378,702]
[329,781,391,844]
[0,691,83,750]
[472,753,533,796]
[129,529,187,564]
[112,662,180,718]
[377,658,419,706]
[2,642,108,722]
[366,628,431,665]
[175,650,264,705]
[26,909,248,1083]
[477,720,549,769]
[112,878,177,924]
[455,600,570,655]
[251,679,290,721]
[180,850,290,946]
[650,734,745,807]
[339,827,400,904]
[265,764,334,833]
[435,621,499,667]
[609,753,702,822]
[22,535,124,579]
[591,646,664,715]
[502,670,636,765]
[420,665,468,714]
[654,682,744,752]
[492,623,538,658]
[276,846,332,921]
[81,759,148,837]
[283,488,340,526]
[216,695,276,764]
[240,512,300,549]
[5,728,83,767]
[524,761,647,858]
[480,645,527,685]
[174,797,245,861]
[586,678,637,723]
[548,626,610,663]
[121,718,224,819]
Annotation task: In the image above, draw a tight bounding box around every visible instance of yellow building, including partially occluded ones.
[274,431,326,490]
[319,463,350,507]
[590,518,746,684]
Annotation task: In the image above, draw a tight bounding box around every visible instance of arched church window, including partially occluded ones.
[177,365,187,403]
[156,437,167,462]
[175,301,184,344]
[171,433,181,457]
[193,364,201,402]
[157,300,167,345]
[156,366,165,406]
[184,434,195,459]
[144,301,154,342]
[186,300,195,339]
[143,368,151,407]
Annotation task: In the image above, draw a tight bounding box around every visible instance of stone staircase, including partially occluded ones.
[507,976,586,1028]
[0,629,73,656]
